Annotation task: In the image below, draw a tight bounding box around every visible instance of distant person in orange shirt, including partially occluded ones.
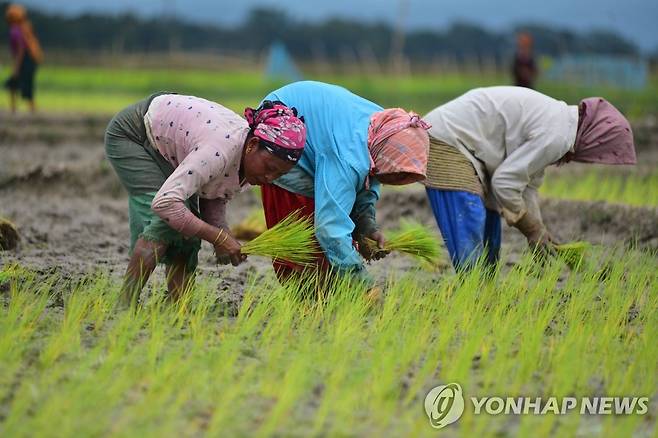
[512,31,537,89]
[4,3,43,113]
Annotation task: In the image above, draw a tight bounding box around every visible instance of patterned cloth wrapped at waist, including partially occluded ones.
[423,136,484,197]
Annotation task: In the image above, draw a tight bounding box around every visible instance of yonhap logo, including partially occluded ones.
[424,383,465,429]
[423,382,649,429]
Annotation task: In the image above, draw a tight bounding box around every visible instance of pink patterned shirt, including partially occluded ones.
[144,94,250,237]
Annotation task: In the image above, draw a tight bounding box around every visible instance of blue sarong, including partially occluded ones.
[426,188,501,271]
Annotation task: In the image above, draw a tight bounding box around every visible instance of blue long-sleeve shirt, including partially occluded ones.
[263,81,382,277]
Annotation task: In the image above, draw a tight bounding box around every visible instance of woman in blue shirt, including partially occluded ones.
[260,81,430,285]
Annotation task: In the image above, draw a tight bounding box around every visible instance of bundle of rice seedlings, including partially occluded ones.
[0,217,19,250]
[364,220,441,265]
[231,209,266,241]
[241,212,318,265]
[555,241,591,270]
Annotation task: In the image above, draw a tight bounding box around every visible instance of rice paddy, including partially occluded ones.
[0,244,656,436]
[1,62,657,436]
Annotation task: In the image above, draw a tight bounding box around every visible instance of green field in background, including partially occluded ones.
[1,65,657,118]
[542,168,658,207]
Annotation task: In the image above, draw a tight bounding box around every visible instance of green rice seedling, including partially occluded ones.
[542,169,658,207]
[0,217,19,251]
[0,271,51,404]
[0,263,33,284]
[555,241,592,270]
[364,220,441,265]
[1,246,657,437]
[241,212,318,265]
[39,278,99,368]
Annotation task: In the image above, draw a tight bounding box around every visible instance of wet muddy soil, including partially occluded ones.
[1,112,656,289]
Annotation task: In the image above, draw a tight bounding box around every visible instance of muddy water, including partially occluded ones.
[1,112,657,287]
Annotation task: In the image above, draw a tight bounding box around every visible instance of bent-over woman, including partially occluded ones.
[259,81,431,285]
[105,94,306,305]
[422,86,636,270]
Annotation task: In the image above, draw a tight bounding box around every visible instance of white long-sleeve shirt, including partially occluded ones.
[423,86,579,224]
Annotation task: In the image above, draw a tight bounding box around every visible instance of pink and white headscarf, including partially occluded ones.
[244,101,307,163]
[368,108,431,178]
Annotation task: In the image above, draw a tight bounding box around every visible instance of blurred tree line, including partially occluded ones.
[0,3,641,62]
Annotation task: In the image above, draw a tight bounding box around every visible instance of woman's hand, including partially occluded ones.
[527,232,557,258]
[515,212,556,258]
[214,250,232,266]
[357,230,390,261]
[213,229,247,266]
[526,227,558,258]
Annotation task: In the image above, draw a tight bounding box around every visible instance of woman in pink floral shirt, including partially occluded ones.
[105,93,306,307]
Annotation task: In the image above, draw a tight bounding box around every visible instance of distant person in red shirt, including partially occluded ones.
[512,31,537,89]
[4,3,43,113]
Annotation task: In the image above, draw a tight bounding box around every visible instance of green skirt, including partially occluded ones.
[104,93,201,271]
